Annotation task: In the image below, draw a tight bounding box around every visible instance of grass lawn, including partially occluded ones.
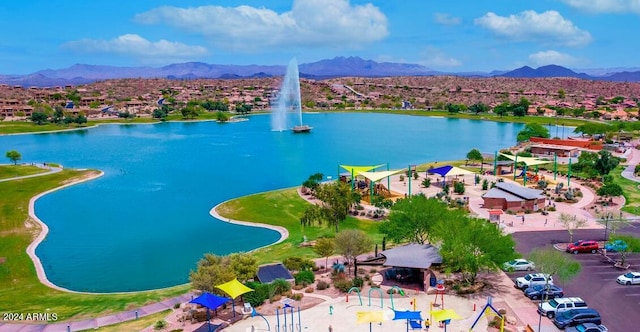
[216,188,384,265]
[0,169,189,321]
[78,309,171,332]
[610,165,640,214]
[0,164,47,179]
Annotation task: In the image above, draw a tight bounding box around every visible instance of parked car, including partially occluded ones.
[502,258,535,271]
[553,308,601,329]
[515,273,553,290]
[616,271,640,285]
[524,284,564,300]
[604,239,627,253]
[565,323,608,332]
[538,297,588,319]
[566,240,599,254]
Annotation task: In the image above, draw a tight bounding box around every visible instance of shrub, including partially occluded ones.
[292,284,305,290]
[243,283,271,307]
[482,179,488,190]
[316,280,329,290]
[413,171,419,180]
[291,293,304,301]
[295,270,315,286]
[453,181,465,194]
[597,183,624,197]
[272,278,292,294]
[154,320,168,330]
[305,287,314,293]
[399,175,405,182]
[352,277,364,288]
[333,277,353,292]
[422,178,431,188]
[283,257,315,271]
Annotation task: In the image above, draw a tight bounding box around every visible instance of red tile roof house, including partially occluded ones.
[482,182,546,213]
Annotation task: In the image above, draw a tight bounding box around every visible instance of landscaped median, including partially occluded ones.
[0,169,189,322]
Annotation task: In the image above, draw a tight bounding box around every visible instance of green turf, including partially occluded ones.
[0,169,189,321]
[216,188,384,264]
[610,165,640,214]
[78,309,171,332]
[0,164,47,180]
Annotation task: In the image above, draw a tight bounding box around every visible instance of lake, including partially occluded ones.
[0,113,524,292]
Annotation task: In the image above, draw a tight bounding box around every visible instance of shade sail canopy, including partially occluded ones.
[215,279,254,299]
[430,309,462,322]
[428,165,473,177]
[499,154,551,166]
[340,164,385,174]
[356,310,387,324]
[189,292,230,310]
[357,169,403,182]
[393,310,422,320]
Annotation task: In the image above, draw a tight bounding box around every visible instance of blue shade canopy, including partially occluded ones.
[189,292,231,310]
[393,310,422,320]
[428,165,474,177]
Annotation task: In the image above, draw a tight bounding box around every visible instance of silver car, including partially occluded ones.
[503,258,535,271]
[565,323,608,332]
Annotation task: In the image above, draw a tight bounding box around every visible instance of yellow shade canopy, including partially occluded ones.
[340,164,385,174]
[214,278,254,299]
[499,154,551,166]
[356,310,387,324]
[430,309,462,322]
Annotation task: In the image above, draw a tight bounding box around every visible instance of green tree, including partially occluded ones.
[216,111,230,122]
[75,114,87,125]
[236,104,252,114]
[557,89,566,99]
[493,102,509,117]
[516,123,550,142]
[313,237,336,270]
[466,148,483,166]
[469,103,489,115]
[189,253,236,294]
[302,173,324,193]
[334,229,373,275]
[597,183,624,197]
[30,111,49,125]
[380,195,455,245]
[152,108,168,119]
[594,150,620,178]
[436,216,516,284]
[302,181,357,232]
[228,252,258,282]
[5,150,21,165]
[181,105,200,119]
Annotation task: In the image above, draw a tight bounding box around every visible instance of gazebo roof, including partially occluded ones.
[381,243,442,269]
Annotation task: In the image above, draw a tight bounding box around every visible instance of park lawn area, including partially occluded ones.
[610,165,640,214]
[216,188,385,265]
[0,164,47,179]
[0,121,93,134]
[79,309,171,332]
[0,169,189,321]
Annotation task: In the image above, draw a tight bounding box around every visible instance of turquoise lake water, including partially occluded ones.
[0,113,524,292]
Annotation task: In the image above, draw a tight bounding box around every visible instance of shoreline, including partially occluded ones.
[25,169,190,295]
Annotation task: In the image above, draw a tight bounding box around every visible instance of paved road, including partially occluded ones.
[511,226,640,332]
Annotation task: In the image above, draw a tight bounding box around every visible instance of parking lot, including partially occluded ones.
[510,227,640,331]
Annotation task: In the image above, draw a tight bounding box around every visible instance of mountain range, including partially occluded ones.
[2,56,640,87]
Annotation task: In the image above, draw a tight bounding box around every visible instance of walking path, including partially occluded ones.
[0,163,62,182]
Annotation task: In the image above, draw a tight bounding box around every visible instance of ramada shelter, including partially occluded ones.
[482,182,546,212]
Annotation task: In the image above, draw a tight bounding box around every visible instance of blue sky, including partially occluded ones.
[2,0,640,74]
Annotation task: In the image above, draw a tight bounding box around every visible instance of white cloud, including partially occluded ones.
[134,0,388,50]
[62,34,208,58]
[528,50,582,67]
[434,13,461,25]
[560,0,640,14]
[474,10,592,47]
[419,47,462,68]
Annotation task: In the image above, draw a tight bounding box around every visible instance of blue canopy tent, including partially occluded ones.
[427,165,473,186]
[189,292,231,332]
[393,310,423,331]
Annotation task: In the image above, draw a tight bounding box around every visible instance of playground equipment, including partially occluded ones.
[346,287,363,306]
[389,285,406,310]
[368,288,384,308]
[251,308,271,331]
[469,296,504,331]
[275,304,301,332]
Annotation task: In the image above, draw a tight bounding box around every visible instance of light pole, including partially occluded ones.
[603,212,612,242]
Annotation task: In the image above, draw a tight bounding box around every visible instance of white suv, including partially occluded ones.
[537,297,588,318]
[515,273,553,290]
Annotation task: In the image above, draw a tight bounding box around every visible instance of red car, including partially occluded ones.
[566,240,599,254]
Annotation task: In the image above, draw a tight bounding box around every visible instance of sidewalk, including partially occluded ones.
[0,293,194,332]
